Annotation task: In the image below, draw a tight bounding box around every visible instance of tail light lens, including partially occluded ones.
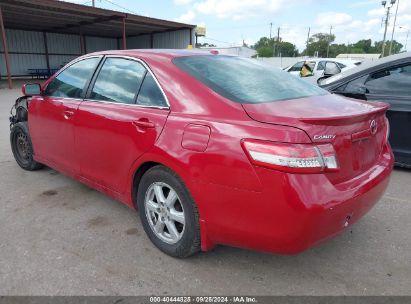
[241,139,339,174]
[384,117,390,143]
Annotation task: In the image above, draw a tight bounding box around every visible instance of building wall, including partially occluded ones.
[0,29,85,77]
[122,29,192,50]
[127,35,151,49]
[86,36,117,53]
[1,27,193,77]
[153,29,191,49]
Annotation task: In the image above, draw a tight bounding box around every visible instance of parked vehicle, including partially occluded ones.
[318,52,411,167]
[285,58,361,83]
[9,50,393,257]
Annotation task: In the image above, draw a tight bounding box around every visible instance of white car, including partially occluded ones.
[284,58,361,83]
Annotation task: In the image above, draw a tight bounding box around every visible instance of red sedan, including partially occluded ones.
[9,50,394,257]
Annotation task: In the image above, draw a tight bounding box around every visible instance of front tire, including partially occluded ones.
[10,122,43,171]
[137,166,201,258]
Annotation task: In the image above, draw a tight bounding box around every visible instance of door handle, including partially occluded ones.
[63,110,75,119]
[132,120,155,129]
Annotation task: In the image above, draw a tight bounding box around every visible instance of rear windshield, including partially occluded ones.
[173,55,328,104]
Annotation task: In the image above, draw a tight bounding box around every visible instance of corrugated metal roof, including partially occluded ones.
[0,0,195,38]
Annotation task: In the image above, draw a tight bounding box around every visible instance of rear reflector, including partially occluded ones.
[241,139,339,173]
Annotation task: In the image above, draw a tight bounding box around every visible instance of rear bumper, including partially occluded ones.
[196,144,394,254]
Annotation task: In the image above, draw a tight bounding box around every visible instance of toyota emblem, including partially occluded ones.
[370,120,378,135]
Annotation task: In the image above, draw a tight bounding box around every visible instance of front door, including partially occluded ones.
[29,57,101,175]
[75,57,170,194]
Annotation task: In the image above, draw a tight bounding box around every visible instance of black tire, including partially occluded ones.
[137,165,201,258]
[10,122,43,171]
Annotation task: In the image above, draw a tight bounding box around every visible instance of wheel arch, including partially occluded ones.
[131,161,161,209]
[128,154,215,252]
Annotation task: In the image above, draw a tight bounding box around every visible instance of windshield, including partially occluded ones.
[173,56,328,104]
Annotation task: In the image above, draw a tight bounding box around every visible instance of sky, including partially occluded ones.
[64,0,411,51]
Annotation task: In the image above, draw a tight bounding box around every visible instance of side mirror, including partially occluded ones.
[324,62,341,77]
[350,84,368,95]
[22,83,41,96]
[317,76,328,86]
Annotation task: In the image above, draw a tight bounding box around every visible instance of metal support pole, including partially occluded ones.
[43,32,50,75]
[0,7,12,89]
[122,17,127,50]
[80,33,86,54]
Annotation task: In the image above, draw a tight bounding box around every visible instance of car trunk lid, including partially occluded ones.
[242,94,389,183]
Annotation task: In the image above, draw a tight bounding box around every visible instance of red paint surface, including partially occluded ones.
[27,50,394,254]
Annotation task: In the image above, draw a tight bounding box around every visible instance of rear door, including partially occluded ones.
[29,57,101,175]
[75,56,170,194]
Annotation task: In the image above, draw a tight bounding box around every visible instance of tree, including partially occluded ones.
[253,36,298,57]
[304,33,335,57]
[353,39,372,53]
[196,42,216,48]
[372,40,403,56]
[277,41,299,57]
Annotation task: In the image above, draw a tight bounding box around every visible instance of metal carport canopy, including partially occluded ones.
[0,0,195,88]
[0,0,195,38]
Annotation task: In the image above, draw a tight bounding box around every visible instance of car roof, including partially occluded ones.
[86,49,211,60]
[322,51,411,84]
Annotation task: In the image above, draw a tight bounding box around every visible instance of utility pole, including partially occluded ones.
[92,0,95,7]
[305,27,310,56]
[381,0,396,57]
[276,27,280,57]
[381,7,390,57]
[326,25,332,58]
[269,22,272,39]
[389,0,399,55]
[400,26,409,51]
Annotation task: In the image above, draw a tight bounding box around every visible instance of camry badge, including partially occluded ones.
[370,120,378,135]
[313,135,336,140]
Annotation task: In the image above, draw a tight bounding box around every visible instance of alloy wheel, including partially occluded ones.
[144,182,185,244]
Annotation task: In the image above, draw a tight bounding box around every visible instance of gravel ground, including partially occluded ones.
[0,85,410,296]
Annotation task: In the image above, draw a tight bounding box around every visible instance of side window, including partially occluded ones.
[324,61,341,75]
[90,58,146,104]
[288,61,304,72]
[136,73,168,107]
[340,75,368,93]
[44,57,100,98]
[317,61,326,71]
[364,63,411,96]
[337,62,347,69]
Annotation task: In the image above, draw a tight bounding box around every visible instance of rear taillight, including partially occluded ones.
[384,117,390,143]
[241,139,339,174]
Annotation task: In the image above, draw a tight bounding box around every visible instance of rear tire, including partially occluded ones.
[137,165,201,258]
[10,122,43,171]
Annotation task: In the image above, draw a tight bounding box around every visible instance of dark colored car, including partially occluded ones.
[318,52,411,167]
[9,50,393,257]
